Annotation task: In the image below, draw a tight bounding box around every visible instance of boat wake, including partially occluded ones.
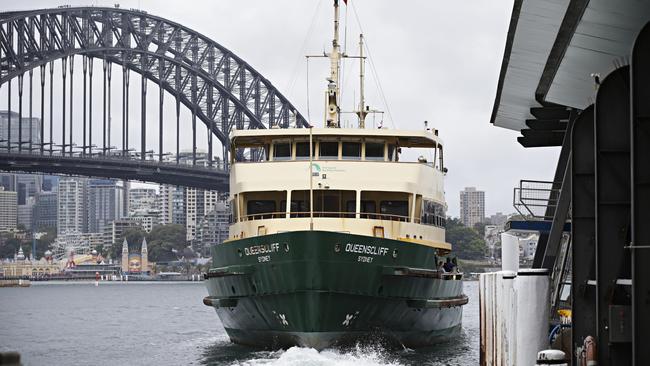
[230,344,403,366]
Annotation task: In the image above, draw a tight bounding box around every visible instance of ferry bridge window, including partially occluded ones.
[380,200,409,221]
[365,142,385,161]
[290,190,355,217]
[280,200,309,217]
[273,142,291,160]
[247,200,276,219]
[319,141,339,159]
[342,142,361,160]
[347,200,377,219]
[387,144,397,161]
[295,142,315,160]
[421,199,446,227]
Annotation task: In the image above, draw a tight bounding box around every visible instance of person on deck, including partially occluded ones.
[443,257,454,272]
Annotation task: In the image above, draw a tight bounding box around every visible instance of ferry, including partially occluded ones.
[203,0,467,349]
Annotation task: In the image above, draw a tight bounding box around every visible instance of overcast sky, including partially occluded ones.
[2,0,559,218]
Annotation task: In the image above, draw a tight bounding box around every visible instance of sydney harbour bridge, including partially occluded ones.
[0,5,309,190]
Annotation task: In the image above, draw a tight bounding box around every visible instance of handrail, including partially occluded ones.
[236,211,446,228]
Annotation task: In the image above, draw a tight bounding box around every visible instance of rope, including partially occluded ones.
[350,1,396,129]
[286,0,324,96]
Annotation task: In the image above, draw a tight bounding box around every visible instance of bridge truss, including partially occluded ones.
[0,6,308,188]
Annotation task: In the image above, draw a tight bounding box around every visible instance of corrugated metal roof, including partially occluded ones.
[491,0,650,132]
[492,0,570,131]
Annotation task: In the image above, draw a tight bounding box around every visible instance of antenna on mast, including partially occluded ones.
[356,34,367,128]
[326,0,342,128]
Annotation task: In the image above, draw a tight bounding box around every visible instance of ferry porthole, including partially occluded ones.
[284,243,290,252]
[334,244,341,253]
[392,249,398,258]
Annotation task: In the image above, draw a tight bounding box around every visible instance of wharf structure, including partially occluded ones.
[490,1,650,365]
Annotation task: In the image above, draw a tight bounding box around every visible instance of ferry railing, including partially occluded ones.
[513,179,562,220]
[237,211,446,227]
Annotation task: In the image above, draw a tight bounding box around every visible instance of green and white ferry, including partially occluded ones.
[203,0,467,349]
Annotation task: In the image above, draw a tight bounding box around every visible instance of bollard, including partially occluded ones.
[500,233,519,273]
[536,349,567,365]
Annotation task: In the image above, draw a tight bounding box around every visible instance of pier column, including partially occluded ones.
[630,22,650,366]
[570,105,596,365]
[594,66,632,364]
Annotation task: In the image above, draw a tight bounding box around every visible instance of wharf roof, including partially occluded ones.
[231,128,442,148]
[491,0,650,146]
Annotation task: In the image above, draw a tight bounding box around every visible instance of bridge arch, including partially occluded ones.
[0,6,308,147]
[0,6,308,187]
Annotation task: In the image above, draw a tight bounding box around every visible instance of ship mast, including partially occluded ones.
[356,34,367,128]
[326,0,342,128]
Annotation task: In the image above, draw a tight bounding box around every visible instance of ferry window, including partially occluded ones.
[421,199,446,227]
[380,200,409,220]
[319,141,339,159]
[360,200,377,219]
[387,144,396,161]
[365,142,384,160]
[342,142,361,160]
[438,145,444,171]
[273,142,291,160]
[295,141,315,160]
[247,200,276,218]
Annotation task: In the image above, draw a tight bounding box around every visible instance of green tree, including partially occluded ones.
[446,217,487,260]
[0,233,22,259]
[110,226,147,259]
[473,221,488,238]
[147,224,187,262]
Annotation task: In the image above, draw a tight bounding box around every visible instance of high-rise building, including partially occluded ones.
[195,202,230,256]
[17,197,34,230]
[159,185,175,225]
[460,187,485,228]
[87,179,124,233]
[57,178,87,235]
[0,173,42,204]
[0,187,17,230]
[185,188,221,241]
[32,191,58,231]
[0,110,41,149]
[172,186,186,226]
[129,188,158,214]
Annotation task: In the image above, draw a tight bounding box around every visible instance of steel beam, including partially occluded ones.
[630,21,650,366]
[570,105,596,365]
[533,109,576,268]
[594,66,632,365]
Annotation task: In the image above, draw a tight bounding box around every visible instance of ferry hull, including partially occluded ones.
[205,230,466,349]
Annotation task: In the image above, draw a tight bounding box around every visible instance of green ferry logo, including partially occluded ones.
[311,163,321,176]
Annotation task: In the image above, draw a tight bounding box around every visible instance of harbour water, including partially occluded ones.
[0,281,478,365]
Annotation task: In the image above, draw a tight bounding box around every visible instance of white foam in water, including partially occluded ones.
[233,345,404,366]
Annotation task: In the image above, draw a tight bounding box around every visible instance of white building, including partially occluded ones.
[195,202,230,256]
[186,188,221,241]
[460,187,485,228]
[57,178,87,235]
[129,188,158,214]
[0,187,17,230]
